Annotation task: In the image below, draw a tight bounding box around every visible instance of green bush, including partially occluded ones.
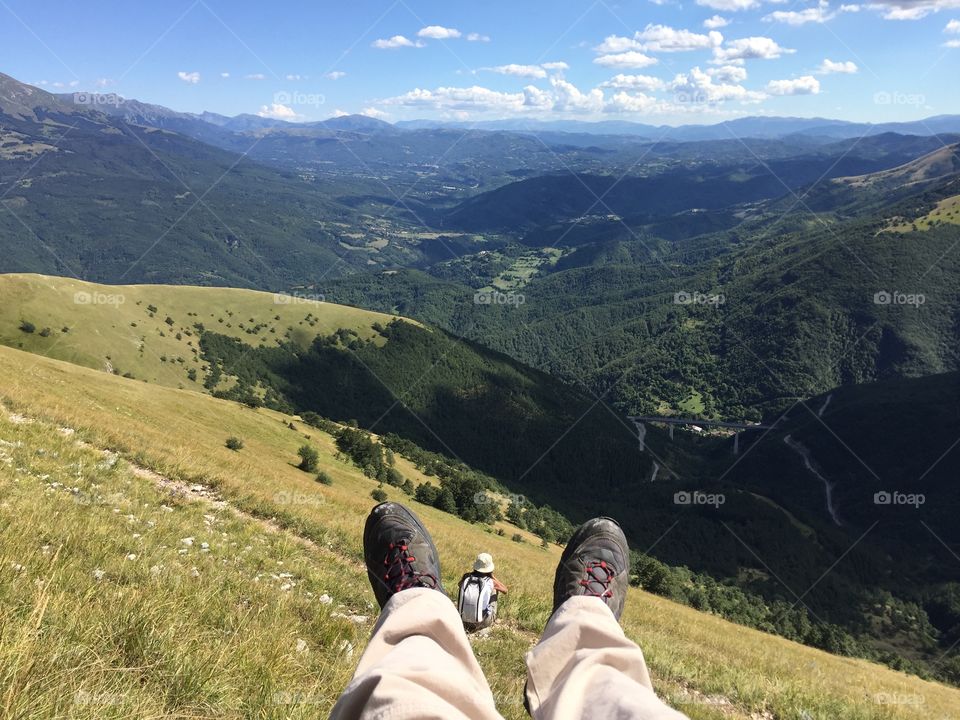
[225,437,244,451]
[371,487,388,502]
[297,444,319,472]
[315,471,333,486]
[511,533,524,544]
[19,321,35,334]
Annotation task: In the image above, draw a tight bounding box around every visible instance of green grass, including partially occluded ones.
[2,344,959,719]
[0,274,406,389]
[887,194,960,232]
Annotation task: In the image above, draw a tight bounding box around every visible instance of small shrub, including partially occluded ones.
[496,528,506,537]
[19,321,35,334]
[225,437,244,451]
[315,471,333,486]
[38,327,52,337]
[511,533,524,544]
[371,487,388,502]
[297,444,319,472]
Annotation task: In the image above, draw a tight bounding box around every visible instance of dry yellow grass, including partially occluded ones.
[1,344,958,719]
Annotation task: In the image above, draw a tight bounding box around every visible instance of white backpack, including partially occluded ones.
[458,574,495,624]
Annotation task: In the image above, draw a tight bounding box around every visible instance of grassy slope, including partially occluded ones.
[0,274,405,388]
[1,345,958,719]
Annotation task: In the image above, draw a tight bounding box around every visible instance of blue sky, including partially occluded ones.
[2,0,958,125]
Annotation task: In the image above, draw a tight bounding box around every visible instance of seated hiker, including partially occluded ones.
[457,552,508,631]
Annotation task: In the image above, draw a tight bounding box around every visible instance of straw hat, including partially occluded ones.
[473,552,495,573]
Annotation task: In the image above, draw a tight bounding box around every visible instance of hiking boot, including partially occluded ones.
[552,517,629,619]
[364,502,444,608]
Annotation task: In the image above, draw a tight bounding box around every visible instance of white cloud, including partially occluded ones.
[523,85,554,109]
[594,51,659,68]
[383,85,527,112]
[417,25,461,39]
[696,0,761,11]
[671,65,766,103]
[95,78,114,88]
[245,73,266,80]
[220,72,230,78]
[867,0,960,19]
[486,64,548,78]
[325,71,347,80]
[285,74,304,81]
[360,106,389,119]
[257,103,299,120]
[712,36,795,63]
[372,35,424,49]
[177,71,200,84]
[708,64,748,82]
[946,38,960,45]
[549,77,604,113]
[541,61,570,71]
[765,0,834,24]
[600,73,666,91]
[764,0,860,24]
[704,14,731,28]
[594,35,642,53]
[635,24,724,51]
[817,58,858,73]
[766,75,821,95]
[466,32,491,42]
[606,91,659,113]
[947,18,960,30]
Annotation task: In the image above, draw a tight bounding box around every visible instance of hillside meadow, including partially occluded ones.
[1,345,958,719]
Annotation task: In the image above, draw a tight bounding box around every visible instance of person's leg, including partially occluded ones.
[524,518,689,720]
[331,503,503,720]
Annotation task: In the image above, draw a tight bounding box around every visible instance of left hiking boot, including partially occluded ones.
[363,502,444,609]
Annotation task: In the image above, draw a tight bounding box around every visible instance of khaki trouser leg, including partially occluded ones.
[330,587,504,720]
[525,597,690,720]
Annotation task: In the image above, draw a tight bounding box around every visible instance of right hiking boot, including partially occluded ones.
[364,502,444,608]
[552,516,630,620]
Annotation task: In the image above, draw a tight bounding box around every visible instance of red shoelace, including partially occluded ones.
[580,560,614,599]
[382,542,438,593]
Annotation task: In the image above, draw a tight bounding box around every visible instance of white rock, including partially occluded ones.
[190,567,200,578]
[92,568,105,581]
[318,594,333,605]
[181,537,194,546]
[295,638,309,654]
[126,554,137,561]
